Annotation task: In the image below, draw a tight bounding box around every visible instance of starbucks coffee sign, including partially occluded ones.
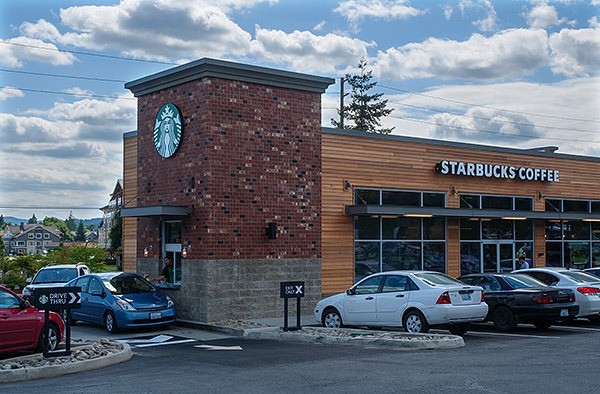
[154,103,182,158]
[436,160,559,182]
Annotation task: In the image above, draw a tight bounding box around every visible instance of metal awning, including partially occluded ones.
[121,205,193,217]
[345,204,600,221]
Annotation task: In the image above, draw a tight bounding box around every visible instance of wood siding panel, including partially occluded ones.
[122,135,137,272]
[322,132,600,294]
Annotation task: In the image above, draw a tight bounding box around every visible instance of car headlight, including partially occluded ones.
[166,295,174,308]
[115,298,136,311]
[22,287,32,297]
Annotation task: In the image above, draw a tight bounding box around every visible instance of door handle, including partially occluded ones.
[365,296,374,300]
[396,294,405,298]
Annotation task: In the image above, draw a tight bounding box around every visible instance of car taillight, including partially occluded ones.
[577,287,600,295]
[436,291,451,304]
[533,295,553,304]
[480,292,485,302]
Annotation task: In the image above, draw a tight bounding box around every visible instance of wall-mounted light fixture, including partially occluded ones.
[343,180,351,190]
[266,222,277,239]
[182,242,191,258]
[450,186,456,196]
[143,245,153,257]
[537,191,544,200]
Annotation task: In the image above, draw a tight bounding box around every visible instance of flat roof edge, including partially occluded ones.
[125,58,335,96]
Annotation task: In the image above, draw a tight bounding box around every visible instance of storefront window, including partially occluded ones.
[382,242,421,270]
[354,242,380,282]
[545,199,561,212]
[424,242,445,272]
[382,217,420,240]
[563,200,589,213]
[515,220,533,240]
[515,197,533,211]
[460,219,479,240]
[460,195,480,209]
[423,217,445,240]
[482,196,512,210]
[592,243,600,267]
[564,221,590,240]
[423,193,445,207]
[382,191,420,206]
[593,222,600,240]
[565,242,590,267]
[546,242,562,267]
[355,189,380,204]
[460,243,481,274]
[545,221,563,240]
[482,219,513,240]
[355,217,379,239]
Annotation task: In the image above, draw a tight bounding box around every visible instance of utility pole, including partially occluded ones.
[339,77,344,129]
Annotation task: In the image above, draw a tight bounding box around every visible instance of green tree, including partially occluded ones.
[46,245,108,272]
[65,211,77,232]
[28,214,38,224]
[75,220,86,242]
[42,216,72,241]
[331,58,394,134]
[108,211,122,255]
[0,214,5,229]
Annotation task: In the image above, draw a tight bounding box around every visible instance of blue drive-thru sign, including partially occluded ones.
[33,286,81,311]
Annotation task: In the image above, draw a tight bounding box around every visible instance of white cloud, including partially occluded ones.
[589,16,599,28]
[458,0,498,32]
[525,3,568,28]
[251,27,375,73]
[334,0,426,32]
[0,37,77,68]
[374,29,549,80]
[549,27,600,76]
[0,87,24,101]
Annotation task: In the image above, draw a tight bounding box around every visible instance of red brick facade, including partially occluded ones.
[135,78,323,260]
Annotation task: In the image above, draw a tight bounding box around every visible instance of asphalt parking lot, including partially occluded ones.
[3,319,600,393]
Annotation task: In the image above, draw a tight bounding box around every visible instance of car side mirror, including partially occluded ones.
[26,278,32,284]
[22,300,30,309]
[91,290,105,298]
[346,288,355,296]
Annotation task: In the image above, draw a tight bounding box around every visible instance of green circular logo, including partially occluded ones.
[153,103,182,158]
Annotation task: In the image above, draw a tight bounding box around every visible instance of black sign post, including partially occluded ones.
[33,286,81,357]
[280,281,304,332]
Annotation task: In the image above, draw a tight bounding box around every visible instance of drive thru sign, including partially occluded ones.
[32,286,81,357]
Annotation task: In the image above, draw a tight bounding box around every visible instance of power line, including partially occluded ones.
[379,84,600,124]
[1,68,126,83]
[0,86,135,101]
[1,41,177,66]
[0,205,100,210]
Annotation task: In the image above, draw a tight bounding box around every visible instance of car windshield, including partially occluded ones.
[415,272,464,286]
[504,275,547,289]
[104,275,156,295]
[561,271,600,284]
[33,268,78,284]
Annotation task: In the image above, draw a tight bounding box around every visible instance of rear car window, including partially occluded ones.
[561,271,600,283]
[34,268,78,283]
[415,272,464,286]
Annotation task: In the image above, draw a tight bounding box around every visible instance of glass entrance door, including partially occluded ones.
[483,242,514,273]
[163,221,182,283]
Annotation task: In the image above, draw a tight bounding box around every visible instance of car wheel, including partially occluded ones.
[403,310,429,333]
[104,311,119,334]
[492,306,517,331]
[322,308,343,328]
[448,323,470,336]
[37,323,60,352]
[533,321,552,330]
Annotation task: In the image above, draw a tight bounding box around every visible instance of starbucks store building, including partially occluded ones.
[121,58,600,323]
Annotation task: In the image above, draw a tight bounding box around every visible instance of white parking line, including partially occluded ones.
[551,325,600,332]
[465,331,562,339]
[135,339,197,348]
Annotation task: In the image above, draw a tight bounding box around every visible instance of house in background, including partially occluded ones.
[1,224,63,255]
[98,179,123,249]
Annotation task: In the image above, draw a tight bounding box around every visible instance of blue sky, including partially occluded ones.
[1,0,599,220]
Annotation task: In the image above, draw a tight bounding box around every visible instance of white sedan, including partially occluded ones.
[515,267,600,320]
[314,271,488,335]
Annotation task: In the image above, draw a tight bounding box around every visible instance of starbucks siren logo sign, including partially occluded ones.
[153,103,182,158]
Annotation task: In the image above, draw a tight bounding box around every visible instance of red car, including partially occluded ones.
[0,285,64,355]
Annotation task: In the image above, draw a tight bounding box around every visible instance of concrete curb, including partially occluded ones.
[0,343,133,384]
[243,327,465,350]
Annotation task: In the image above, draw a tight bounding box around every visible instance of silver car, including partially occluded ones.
[515,267,600,321]
[314,271,488,336]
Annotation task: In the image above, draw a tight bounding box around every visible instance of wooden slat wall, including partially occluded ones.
[322,132,600,293]
[122,135,137,272]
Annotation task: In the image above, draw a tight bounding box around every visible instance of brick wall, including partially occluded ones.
[135,77,323,260]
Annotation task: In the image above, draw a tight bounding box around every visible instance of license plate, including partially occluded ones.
[461,293,472,302]
[560,309,569,317]
[150,312,162,320]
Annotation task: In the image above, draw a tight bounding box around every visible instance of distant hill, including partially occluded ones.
[1,216,102,227]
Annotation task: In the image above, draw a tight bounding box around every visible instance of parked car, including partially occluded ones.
[65,272,176,333]
[515,267,600,321]
[458,273,579,331]
[314,270,488,335]
[0,285,64,355]
[22,263,91,302]
[584,268,600,278]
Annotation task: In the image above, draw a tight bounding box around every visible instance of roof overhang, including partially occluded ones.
[345,204,600,221]
[121,205,193,217]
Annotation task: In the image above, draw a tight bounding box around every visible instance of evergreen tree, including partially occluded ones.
[65,211,77,232]
[75,220,86,242]
[109,211,122,254]
[28,214,38,224]
[0,215,5,229]
[331,58,394,134]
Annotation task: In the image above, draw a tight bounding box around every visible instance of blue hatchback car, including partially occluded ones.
[65,272,176,333]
